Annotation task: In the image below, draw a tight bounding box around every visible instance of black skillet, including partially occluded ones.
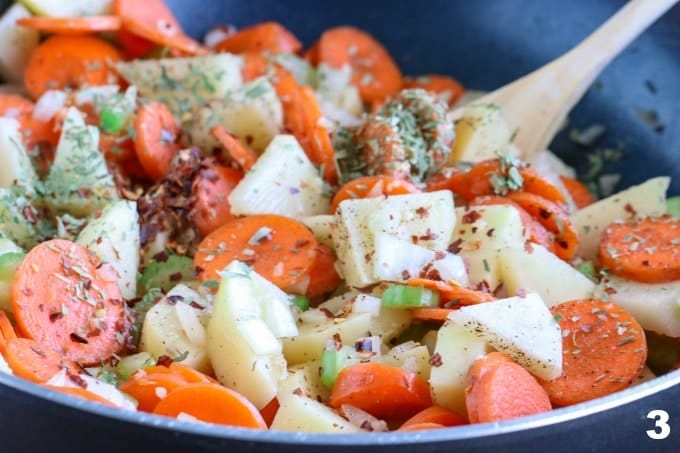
[0,0,679,451]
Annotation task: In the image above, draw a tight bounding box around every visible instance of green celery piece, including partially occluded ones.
[320,345,358,388]
[381,284,440,308]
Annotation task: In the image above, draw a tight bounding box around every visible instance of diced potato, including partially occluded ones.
[185,77,282,154]
[283,312,372,365]
[383,344,432,380]
[334,191,456,287]
[429,321,487,417]
[449,103,512,163]
[448,293,562,380]
[367,306,412,346]
[0,189,39,249]
[77,200,140,300]
[0,4,39,83]
[271,393,361,433]
[498,243,594,307]
[301,215,335,249]
[227,135,329,219]
[571,177,669,262]
[278,361,329,402]
[452,205,527,291]
[0,117,40,198]
[116,54,243,117]
[594,275,680,338]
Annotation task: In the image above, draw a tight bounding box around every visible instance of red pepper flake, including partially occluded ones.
[418,229,438,241]
[22,288,33,297]
[292,387,304,396]
[538,208,552,219]
[169,272,183,282]
[434,251,447,260]
[30,346,46,358]
[462,210,481,224]
[23,206,37,224]
[624,203,637,217]
[486,228,495,238]
[49,311,64,322]
[642,260,650,267]
[320,307,335,319]
[69,333,89,344]
[428,352,443,367]
[415,206,429,218]
[67,372,88,389]
[604,287,617,295]
[166,295,184,305]
[156,355,174,367]
[447,238,464,254]
[153,250,170,262]
[524,241,534,253]
[401,269,411,280]
[332,332,343,350]
[189,301,205,310]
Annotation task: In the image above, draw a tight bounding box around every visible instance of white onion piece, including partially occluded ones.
[203,25,236,48]
[354,335,381,362]
[32,90,67,122]
[46,369,137,410]
[74,85,120,106]
[318,97,363,128]
[351,294,382,316]
[340,404,389,432]
[430,253,469,287]
[175,302,207,347]
[299,307,331,324]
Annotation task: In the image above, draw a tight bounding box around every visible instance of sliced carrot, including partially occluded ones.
[560,176,596,209]
[45,385,117,407]
[505,191,579,260]
[191,164,244,237]
[304,243,342,298]
[153,383,267,429]
[3,338,80,383]
[241,52,272,82]
[466,352,552,423]
[399,405,467,429]
[328,362,432,419]
[17,16,122,34]
[0,311,17,351]
[194,214,319,290]
[330,176,420,213]
[302,42,319,65]
[11,240,129,365]
[409,307,454,323]
[403,75,465,106]
[23,35,121,101]
[214,22,302,55]
[317,26,403,103]
[599,216,680,284]
[141,362,216,384]
[134,101,181,181]
[113,0,207,56]
[211,125,257,171]
[398,422,446,431]
[406,278,496,306]
[0,93,33,116]
[539,299,647,406]
[469,195,553,252]
[259,397,280,427]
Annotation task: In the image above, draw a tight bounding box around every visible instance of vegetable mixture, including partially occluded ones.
[0,0,678,434]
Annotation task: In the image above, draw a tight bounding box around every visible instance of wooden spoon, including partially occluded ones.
[476,0,679,157]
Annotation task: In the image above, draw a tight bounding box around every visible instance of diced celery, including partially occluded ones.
[290,294,310,312]
[574,261,596,280]
[320,345,358,388]
[115,352,155,381]
[381,284,439,308]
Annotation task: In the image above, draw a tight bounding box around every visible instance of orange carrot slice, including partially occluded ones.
[560,176,596,209]
[403,75,465,106]
[191,164,244,237]
[214,22,302,54]
[11,239,129,365]
[133,101,181,181]
[539,299,647,406]
[23,35,121,101]
[399,405,467,429]
[17,16,122,34]
[211,125,257,171]
[45,385,117,407]
[304,243,342,298]
[407,278,497,306]
[330,176,420,213]
[3,338,80,383]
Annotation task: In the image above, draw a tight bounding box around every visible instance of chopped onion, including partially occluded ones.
[299,307,330,324]
[32,90,66,122]
[354,335,382,362]
[175,302,207,347]
[340,404,389,432]
[203,25,237,48]
[351,294,382,316]
[285,273,310,295]
[46,369,136,410]
[318,98,363,128]
[429,253,469,287]
[74,85,120,106]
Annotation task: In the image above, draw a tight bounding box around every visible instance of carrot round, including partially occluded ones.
[403,75,465,106]
[599,216,680,284]
[214,22,301,55]
[134,101,181,181]
[23,35,121,101]
[304,243,342,297]
[409,307,454,323]
[17,16,122,35]
[211,125,257,171]
[406,278,496,306]
[153,383,267,429]
[505,191,579,261]
[328,362,432,419]
[0,311,17,351]
[303,42,319,65]
[317,26,403,103]
[113,0,207,56]
[398,422,446,431]
[540,299,647,406]
[3,338,80,383]
[466,352,552,423]
[330,176,420,213]
[241,52,272,82]
[11,240,129,365]
[191,164,244,237]
[560,176,595,209]
[399,405,467,429]
[194,214,319,290]
[45,385,117,407]
[141,362,217,384]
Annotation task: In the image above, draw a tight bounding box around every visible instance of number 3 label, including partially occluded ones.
[647,410,671,440]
